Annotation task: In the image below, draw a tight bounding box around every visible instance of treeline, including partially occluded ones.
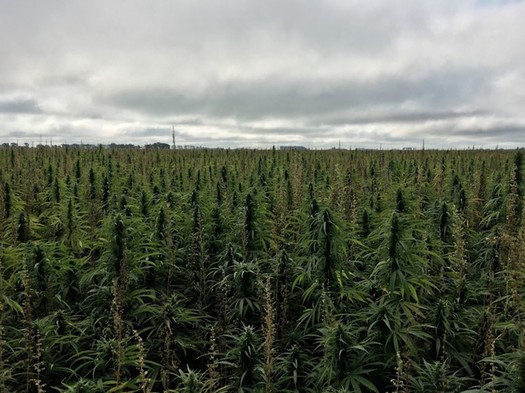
[1,146,525,392]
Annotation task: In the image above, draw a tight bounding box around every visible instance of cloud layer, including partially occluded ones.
[1,0,524,148]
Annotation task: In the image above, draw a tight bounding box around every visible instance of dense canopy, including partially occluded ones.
[0,146,525,392]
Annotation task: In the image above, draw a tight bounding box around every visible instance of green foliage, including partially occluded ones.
[0,146,524,391]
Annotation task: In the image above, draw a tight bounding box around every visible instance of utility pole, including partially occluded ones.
[172,125,176,150]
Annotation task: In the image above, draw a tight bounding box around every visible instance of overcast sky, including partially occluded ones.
[1,0,524,148]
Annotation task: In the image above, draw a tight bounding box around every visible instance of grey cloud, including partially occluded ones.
[5,131,31,138]
[0,98,41,114]
[237,126,328,136]
[449,125,525,139]
[102,69,490,121]
[310,110,489,127]
[126,127,171,138]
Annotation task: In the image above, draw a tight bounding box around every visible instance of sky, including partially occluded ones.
[1,0,525,149]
